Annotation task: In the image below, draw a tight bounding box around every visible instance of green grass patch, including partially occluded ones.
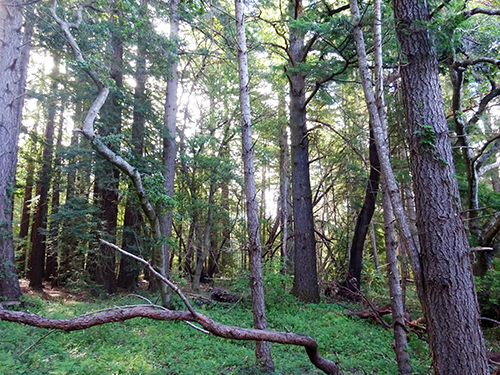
[0,293,431,374]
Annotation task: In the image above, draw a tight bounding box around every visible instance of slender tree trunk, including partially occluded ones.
[159,0,180,307]
[192,184,215,292]
[369,222,380,274]
[235,0,274,370]
[288,0,320,303]
[90,4,124,293]
[18,115,38,275]
[345,124,380,293]
[0,0,29,300]
[381,185,411,374]
[278,92,291,274]
[45,109,65,281]
[29,57,59,288]
[118,1,147,289]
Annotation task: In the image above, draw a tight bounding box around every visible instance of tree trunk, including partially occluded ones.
[235,0,275,370]
[29,56,58,288]
[192,184,215,292]
[159,0,180,307]
[393,0,488,372]
[118,1,147,289]
[18,115,38,275]
[0,0,29,301]
[345,124,380,293]
[288,0,320,303]
[278,91,291,273]
[89,2,125,294]
[381,185,411,374]
[45,109,65,281]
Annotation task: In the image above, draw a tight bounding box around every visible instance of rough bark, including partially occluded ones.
[393,0,489,372]
[0,0,28,301]
[235,0,274,370]
[288,0,320,303]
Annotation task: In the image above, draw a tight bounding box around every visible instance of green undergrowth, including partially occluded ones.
[0,291,431,375]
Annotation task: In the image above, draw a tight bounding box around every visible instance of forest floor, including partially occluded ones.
[19,278,92,303]
[1,279,435,374]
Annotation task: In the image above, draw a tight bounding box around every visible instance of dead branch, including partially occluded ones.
[0,306,339,374]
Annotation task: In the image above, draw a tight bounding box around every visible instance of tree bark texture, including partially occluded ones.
[0,0,28,301]
[288,0,320,303]
[393,0,488,372]
[235,0,275,370]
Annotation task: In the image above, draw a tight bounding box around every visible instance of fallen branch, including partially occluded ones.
[0,306,339,374]
[1,240,340,375]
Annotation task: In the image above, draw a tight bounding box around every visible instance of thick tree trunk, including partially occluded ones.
[235,0,275,370]
[0,0,29,301]
[393,0,488,372]
[288,0,320,303]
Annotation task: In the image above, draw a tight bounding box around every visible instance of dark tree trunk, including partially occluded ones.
[394,0,488,372]
[45,109,65,281]
[0,0,30,301]
[118,2,147,289]
[345,125,380,293]
[89,4,124,294]
[288,0,320,303]
[29,57,58,288]
[18,118,37,275]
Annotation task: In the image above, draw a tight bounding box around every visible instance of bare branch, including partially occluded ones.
[461,7,500,19]
[99,239,197,317]
[0,306,339,374]
[452,57,500,70]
